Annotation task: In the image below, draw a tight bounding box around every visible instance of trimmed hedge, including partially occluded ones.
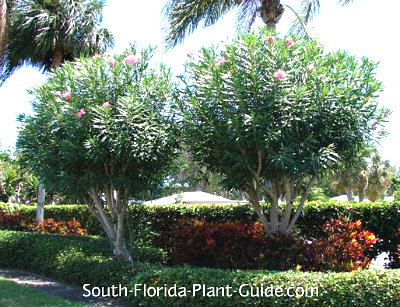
[2,201,400,255]
[0,230,399,307]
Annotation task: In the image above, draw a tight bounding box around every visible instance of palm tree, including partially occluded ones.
[0,0,113,84]
[164,0,354,48]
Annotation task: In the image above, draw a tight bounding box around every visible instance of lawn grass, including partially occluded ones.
[0,276,89,307]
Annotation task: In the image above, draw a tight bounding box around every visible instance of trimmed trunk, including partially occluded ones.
[88,188,132,262]
[247,175,317,235]
[36,183,45,221]
[51,46,64,71]
[259,0,284,29]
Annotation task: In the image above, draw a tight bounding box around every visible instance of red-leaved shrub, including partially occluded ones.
[169,219,303,270]
[169,217,379,272]
[0,211,87,236]
[302,216,379,271]
[0,211,34,231]
[30,218,88,235]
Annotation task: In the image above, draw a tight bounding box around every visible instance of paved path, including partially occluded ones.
[0,268,131,307]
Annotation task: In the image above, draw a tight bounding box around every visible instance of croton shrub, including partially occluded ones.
[169,217,379,272]
[0,211,87,235]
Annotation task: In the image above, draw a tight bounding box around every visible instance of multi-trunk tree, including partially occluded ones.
[17,47,180,261]
[179,28,387,235]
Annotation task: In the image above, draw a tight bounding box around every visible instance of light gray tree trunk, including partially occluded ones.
[36,183,45,221]
[88,188,132,262]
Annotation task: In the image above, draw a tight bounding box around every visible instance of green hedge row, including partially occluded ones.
[0,230,399,307]
[2,201,400,255]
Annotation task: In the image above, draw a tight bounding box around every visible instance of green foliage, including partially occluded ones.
[180,28,385,191]
[1,230,400,307]
[0,152,38,203]
[17,47,179,199]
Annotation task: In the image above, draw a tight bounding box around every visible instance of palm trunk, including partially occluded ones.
[51,47,64,71]
[0,0,8,64]
[259,0,284,29]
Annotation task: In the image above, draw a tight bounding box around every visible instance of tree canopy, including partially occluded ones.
[178,28,387,235]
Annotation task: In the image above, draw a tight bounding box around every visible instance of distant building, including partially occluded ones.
[144,191,243,205]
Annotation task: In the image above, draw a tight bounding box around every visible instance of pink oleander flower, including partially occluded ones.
[93,53,103,59]
[103,52,110,57]
[54,91,62,97]
[274,69,286,80]
[285,37,295,47]
[76,108,86,118]
[186,50,195,58]
[102,101,111,108]
[265,36,276,44]
[124,54,140,65]
[216,56,227,65]
[108,58,117,66]
[307,63,316,72]
[62,91,72,100]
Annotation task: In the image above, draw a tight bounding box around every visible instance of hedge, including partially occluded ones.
[2,201,400,255]
[0,230,399,307]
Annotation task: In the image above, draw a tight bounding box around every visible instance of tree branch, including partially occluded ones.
[286,174,317,233]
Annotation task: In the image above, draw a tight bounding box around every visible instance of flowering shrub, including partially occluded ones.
[169,219,303,270]
[0,211,87,236]
[302,217,379,271]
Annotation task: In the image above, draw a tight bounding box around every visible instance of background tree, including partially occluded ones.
[365,152,393,201]
[0,151,38,203]
[0,0,113,84]
[17,46,180,261]
[164,0,354,47]
[179,28,386,235]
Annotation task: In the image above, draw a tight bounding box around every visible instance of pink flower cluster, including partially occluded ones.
[216,56,227,65]
[186,50,195,58]
[108,58,117,66]
[274,69,286,80]
[76,108,86,118]
[102,101,111,108]
[265,36,276,44]
[307,63,316,72]
[124,54,140,65]
[285,37,295,47]
[62,91,72,100]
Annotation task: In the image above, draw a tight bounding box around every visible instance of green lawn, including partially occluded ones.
[0,276,89,307]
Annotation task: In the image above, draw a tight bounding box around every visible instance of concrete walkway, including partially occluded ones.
[0,268,131,307]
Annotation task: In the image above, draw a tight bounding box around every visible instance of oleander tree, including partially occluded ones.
[179,28,387,235]
[17,46,180,261]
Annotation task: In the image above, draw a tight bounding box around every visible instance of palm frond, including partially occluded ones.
[236,0,259,33]
[287,0,319,39]
[1,0,114,84]
[164,0,240,48]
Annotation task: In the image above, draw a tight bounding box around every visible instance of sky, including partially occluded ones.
[0,0,399,167]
